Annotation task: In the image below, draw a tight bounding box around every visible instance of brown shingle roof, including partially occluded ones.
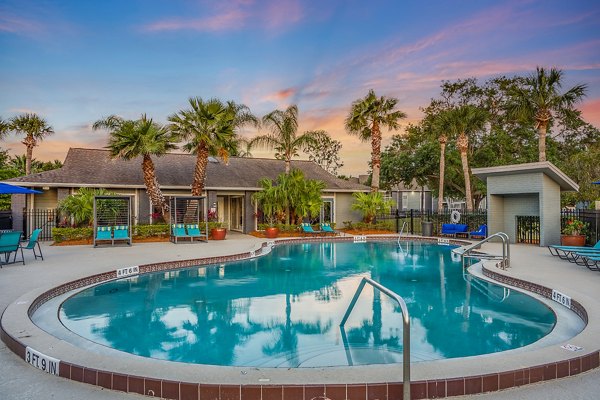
[7,148,368,192]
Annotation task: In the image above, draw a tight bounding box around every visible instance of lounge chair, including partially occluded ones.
[300,223,324,236]
[19,228,43,260]
[113,225,131,246]
[0,231,24,266]
[441,224,469,237]
[186,224,208,242]
[469,224,487,239]
[95,226,113,247]
[320,223,340,236]
[580,254,600,271]
[171,224,190,243]
[548,240,600,259]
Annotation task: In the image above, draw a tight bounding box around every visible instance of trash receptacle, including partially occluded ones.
[421,221,433,236]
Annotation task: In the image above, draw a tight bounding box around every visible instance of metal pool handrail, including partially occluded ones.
[340,277,410,399]
[397,221,408,246]
[453,232,510,269]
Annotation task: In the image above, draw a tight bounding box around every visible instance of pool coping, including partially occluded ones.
[1,235,599,400]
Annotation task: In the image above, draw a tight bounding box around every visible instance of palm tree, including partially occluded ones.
[169,97,258,195]
[432,111,451,212]
[93,114,177,217]
[508,67,587,162]
[442,106,487,211]
[8,113,54,175]
[250,105,326,174]
[0,117,9,138]
[345,89,406,192]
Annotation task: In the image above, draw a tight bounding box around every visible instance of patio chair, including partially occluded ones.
[320,223,340,236]
[19,228,43,260]
[469,224,487,239]
[0,231,25,266]
[548,240,600,259]
[94,226,113,247]
[300,223,324,236]
[580,254,600,271]
[171,224,190,243]
[113,225,131,246]
[186,224,208,242]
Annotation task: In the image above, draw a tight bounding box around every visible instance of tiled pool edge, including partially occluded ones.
[1,236,598,400]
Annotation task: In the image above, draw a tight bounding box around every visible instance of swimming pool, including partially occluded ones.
[59,241,556,368]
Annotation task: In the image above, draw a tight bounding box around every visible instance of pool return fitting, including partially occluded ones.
[340,277,411,400]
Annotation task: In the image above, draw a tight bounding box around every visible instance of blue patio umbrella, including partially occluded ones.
[593,181,600,185]
[0,182,42,194]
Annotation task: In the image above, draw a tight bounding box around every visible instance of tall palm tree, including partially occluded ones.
[432,111,451,212]
[508,67,587,162]
[93,114,177,216]
[345,89,406,192]
[0,117,9,138]
[8,113,54,175]
[169,97,258,195]
[442,106,487,211]
[250,105,326,174]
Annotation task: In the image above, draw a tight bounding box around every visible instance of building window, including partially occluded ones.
[320,199,334,223]
[402,193,408,210]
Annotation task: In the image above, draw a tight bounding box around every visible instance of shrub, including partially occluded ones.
[52,227,93,243]
[134,224,169,238]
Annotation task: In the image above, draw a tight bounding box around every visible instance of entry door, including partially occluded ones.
[230,196,244,231]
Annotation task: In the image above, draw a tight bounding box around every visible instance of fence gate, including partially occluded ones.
[23,209,57,241]
[516,215,540,244]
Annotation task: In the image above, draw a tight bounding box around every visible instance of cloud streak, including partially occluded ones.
[142,0,306,34]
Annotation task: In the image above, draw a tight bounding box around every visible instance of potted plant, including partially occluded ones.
[252,179,284,238]
[208,210,227,240]
[561,219,587,246]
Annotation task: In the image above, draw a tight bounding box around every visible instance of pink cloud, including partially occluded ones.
[580,98,600,128]
[0,11,44,36]
[142,0,306,34]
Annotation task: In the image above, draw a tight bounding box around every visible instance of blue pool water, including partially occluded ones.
[60,241,556,367]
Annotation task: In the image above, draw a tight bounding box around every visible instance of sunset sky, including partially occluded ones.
[1,0,599,176]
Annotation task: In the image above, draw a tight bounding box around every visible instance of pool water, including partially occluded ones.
[60,241,556,367]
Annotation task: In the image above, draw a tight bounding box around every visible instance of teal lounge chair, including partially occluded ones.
[20,228,43,260]
[548,240,600,259]
[113,225,131,246]
[320,223,340,236]
[301,223,323,236]
[186,224,207,242]
[95,226,112,247]
[0,231,24,266]
[171,224,190,243]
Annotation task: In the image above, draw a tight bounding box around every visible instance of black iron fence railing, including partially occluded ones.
[23,209,58,241]
[516,215,540,244]
[376,209,487,236]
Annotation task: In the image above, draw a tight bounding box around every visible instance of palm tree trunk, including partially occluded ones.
[537,119,547,162]
[437,136,447,212]
[192,143,209,196]
[457,133,474,212]
[142,155,169,216]
[25,144,33,175]
[285,159,291,174]
[370,121,381,193]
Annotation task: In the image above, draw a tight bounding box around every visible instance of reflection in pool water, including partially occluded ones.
[60,241,555,367]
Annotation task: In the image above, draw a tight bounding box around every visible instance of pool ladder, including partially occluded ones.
[397,221,408,246]
[340,277,410,400]
[452,232,510,269]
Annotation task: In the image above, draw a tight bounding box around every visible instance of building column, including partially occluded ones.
[11,194,26,232]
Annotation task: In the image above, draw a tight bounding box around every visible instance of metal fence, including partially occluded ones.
[376,209,487,235]
[23,209,58,241]
[516,215,540,244]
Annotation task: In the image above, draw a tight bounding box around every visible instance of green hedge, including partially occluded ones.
[134,224,169,238]
[52,227,93,243]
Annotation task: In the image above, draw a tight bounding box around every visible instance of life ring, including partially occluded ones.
[450,210,461,223]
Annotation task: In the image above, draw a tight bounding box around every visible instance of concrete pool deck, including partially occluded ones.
[1,233,599,399]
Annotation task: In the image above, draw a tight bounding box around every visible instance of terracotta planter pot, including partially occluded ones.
[560,234,586,247]
[264,227,279,238]
[210,228,227,240]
